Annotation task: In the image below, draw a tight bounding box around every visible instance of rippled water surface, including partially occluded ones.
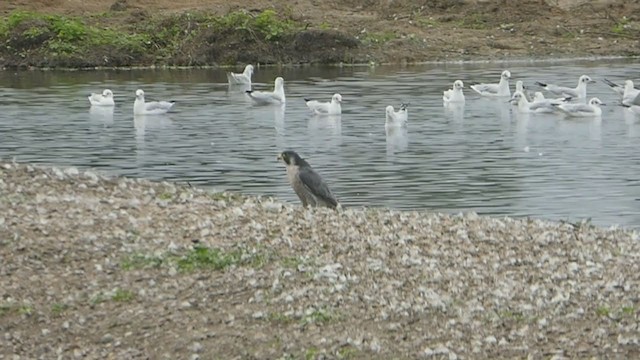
[1,59,640,227]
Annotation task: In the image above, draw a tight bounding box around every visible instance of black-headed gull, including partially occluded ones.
[602,79,640,106]
[227,64,254,85]
[470,70,511,97]
[133,89,175,115]
[509,91,567,113]
[304,93,342,115]
[443,80,465,103]
[246,77,285,105]
[385,103,408,128]
[88,89,114,107]
[553,97,604,117]
[535,74,595,99]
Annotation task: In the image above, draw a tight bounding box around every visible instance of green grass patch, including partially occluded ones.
[0,10,150,56]
[359,31,396,45]
[302,308,337,325]
[120,253,165,270]
[595,306,610,317]
[456,14,490,30]
[112,289,135,302]
[157,192,173,201]
[51,303,69,316]
[177,246,243,272]
[337,345,360,359]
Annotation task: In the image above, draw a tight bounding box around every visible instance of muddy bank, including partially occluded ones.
[0,0,639,69]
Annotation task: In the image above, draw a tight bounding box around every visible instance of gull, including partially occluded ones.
[510,91,567,113]
[227,64,254,85]
[627,105,640,116]
[470,70,511,97]
[246,77,285,105]
[535,74,595,99]
[133,89,175,115]
[443,80,465,103]
[602,79,640,106]
[88,89,114,107]
[304,93,342,115]
[553,97,604,117]
[385,103,408,128]
[514,80,534,102]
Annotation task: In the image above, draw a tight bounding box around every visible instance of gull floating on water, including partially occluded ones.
[602,79,640,107]
[88,89,114,107]
[553,97,604,117]
[443,80,465,103]
[385,103,408,128]
[470,70,511,97]
[246,77,286,105]
[227,64,254,85]
[535,74,595,99]
[627,105,640,116]
[304,93,342,115]
[510,91,568,113]
[133,89,175,115]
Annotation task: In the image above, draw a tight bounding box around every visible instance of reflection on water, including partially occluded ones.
[1,60,640,228]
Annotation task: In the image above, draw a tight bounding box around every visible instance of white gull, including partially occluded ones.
[133,89,175,115]
[88,89,114,107]
[246,77,286,105]
[470,70,511,97]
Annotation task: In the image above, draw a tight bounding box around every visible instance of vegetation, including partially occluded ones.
[0,9,307,68]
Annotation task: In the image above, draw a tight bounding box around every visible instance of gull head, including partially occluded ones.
[332,93,343,103]
[245,64,254,75]
[454,80,464,89]
[516,80,524,92]
[102,89,113,98]
[533,91,545,101]
[510,91,524,104]
[625,79,635,90]
[579,75,596,84]
[385,105,395,117]
[589,97,604,107]
[135,89,144,99]
[274,77,284,89]
[501,70,511,80]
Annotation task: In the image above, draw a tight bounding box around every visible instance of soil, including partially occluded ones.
[0,0,639,68]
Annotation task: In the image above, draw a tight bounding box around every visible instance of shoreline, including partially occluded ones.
[3,55,640,72]
[1,1,638,70]
[2,160,640,358]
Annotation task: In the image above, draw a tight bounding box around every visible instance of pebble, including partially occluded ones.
[2,161,639,359]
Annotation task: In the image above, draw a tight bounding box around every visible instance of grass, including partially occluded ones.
[120,253,165,270]
[456,13,491,30]
[0,303,34,317]
[0,11,150,56]
[157,192,173,200]
[112,289,135,302]
[0,8,300,67]
[359,31,396,45]
[51,303,69,315]
[120,245,270,273]
[177,246,243,272]
[302,308,337,325]
[611,17,629,34]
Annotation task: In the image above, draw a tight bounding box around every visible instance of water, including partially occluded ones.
[1,59,640,228]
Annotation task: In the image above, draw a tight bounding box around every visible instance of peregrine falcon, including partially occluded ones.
[277,150,340,209]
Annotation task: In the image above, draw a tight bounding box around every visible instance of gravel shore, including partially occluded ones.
[1,161,639,359]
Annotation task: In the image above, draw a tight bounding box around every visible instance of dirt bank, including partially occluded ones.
[0,0,638,69]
